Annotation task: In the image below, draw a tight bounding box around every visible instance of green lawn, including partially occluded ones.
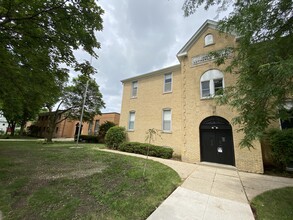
[251,187,293,220]
[0,141,181,219]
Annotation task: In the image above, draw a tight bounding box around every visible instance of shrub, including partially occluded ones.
[118,142,173,159]
[267,128,293,169]
[98,121,116,143]
[105,126,126,149]
[27,125,39,137]
[76,135,99,143]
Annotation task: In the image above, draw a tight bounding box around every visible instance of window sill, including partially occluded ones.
[200,96,213,100]
[127,129,134,132]
[163,91,172,94]
[200,94,223,100]
[130,97,137,99]
[204,43,215,47]
[162,131,172,134]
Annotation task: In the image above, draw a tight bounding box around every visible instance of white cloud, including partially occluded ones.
[72,0,232,113]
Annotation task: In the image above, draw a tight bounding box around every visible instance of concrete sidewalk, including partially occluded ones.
[99,149,293,220]
[148,165,253,220]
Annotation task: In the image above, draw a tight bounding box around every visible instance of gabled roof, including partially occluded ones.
[177,19,218,58]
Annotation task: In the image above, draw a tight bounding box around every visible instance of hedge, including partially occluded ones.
[118,142,173,159]
[75,135,99,143]
[267,128,293,169]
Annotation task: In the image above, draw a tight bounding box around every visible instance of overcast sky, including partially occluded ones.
[74,0,231,113]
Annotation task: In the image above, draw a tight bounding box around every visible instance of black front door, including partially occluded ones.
[200,116,235,166]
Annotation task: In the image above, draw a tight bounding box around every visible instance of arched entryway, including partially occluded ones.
[200,116,235,166]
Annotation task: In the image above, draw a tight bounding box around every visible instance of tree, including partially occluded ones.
[0,0,104,135]
[0,63,69,136]
[45,73,105,142]
[98,121,116,143]
[183,0,293,147]
[0,0,103,77]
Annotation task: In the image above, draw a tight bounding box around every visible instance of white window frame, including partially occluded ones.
[162,109,172,132]
[200,69,224,99]
[204,34,214,46]
[201,80,210,98]
[131,81,138,98]
[280,100,293,130]
[164,73,172,93]
[213,78,223,95]
[128,111,135,131]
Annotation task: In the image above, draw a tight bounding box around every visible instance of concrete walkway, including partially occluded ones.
[99,149,293,220]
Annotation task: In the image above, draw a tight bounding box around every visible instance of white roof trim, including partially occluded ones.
[121,64,181,83]
[177,20,219,58]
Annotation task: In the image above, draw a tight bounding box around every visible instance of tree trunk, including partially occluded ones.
[19,120,27,136]
[10,122,16,136]
[46,115,55,143]
[46,126,55,142]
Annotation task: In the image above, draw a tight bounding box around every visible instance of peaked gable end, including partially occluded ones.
[177,20,218,58]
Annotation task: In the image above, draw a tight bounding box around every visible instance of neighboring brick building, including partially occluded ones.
[35,112,120,138]
[120,20,265,173]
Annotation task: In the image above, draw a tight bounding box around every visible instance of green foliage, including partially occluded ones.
[183,0,293,147]
[98,121,116,143]
[45,74,105,142]
[27,125,40,137]
[105,126,126,149]
[0,0,104,137]
[119,142,174,159]
[63,74,105,122]
[266,129,293,169]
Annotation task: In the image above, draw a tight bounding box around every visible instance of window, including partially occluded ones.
[55,127,59,133]
[131,81,138,97]
[281,112,293,129]
[214,79,223,95]
[128,111,135,130]
[280,101,293,129]
[205,34,214,46]
[201,81,210,97]
[162,109,172,132]
[164,73,172,93]
[200,69,224,98]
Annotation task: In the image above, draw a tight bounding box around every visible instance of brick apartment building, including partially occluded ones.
[35,112,120,138]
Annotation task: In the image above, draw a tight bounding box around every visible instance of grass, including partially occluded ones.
[0,141,181,219]
[251,187,293,220]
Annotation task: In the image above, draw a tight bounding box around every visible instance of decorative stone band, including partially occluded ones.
[191,48,233,66]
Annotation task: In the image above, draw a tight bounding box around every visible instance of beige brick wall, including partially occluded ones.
[120,66,183,156]
[120,26,264,173]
